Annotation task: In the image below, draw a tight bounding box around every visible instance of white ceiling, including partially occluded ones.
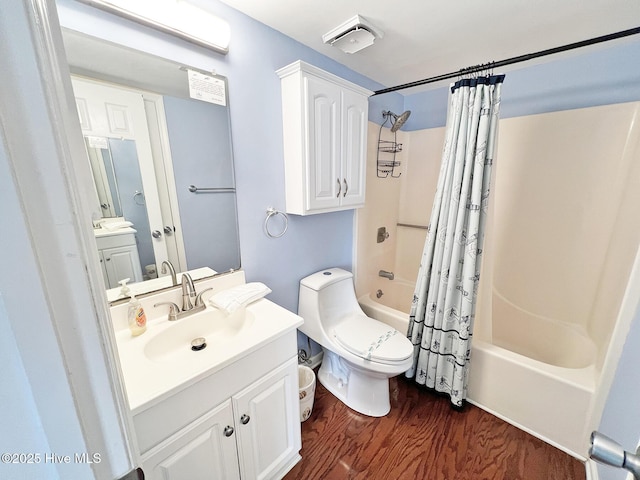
[218,0,640,92]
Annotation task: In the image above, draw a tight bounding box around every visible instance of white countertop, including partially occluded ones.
[118,299,302,413]
[94,225,137,238]
[109,271,303,413]
[106,267,217,303]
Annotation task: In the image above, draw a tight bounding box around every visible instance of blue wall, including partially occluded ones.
[597,301,640,480]
[56,0,403,313]
[163,95,241,272]
[403,37,640,130]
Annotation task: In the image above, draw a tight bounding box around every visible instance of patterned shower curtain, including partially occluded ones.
[406,75,505,407]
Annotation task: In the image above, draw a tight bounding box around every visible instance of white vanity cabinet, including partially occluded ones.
[277,60,372,215]
[95,230,143,288]
[135,334,301,480]
[141,399,240,480]
[233,357,300,479]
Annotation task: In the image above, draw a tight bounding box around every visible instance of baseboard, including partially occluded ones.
[273,453,302,480]
[466,398,585,461]
[585,459,599,480]
[468,398,602,479]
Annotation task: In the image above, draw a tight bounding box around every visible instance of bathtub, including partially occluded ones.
[358,279,597,458]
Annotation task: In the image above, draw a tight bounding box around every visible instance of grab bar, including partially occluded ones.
[188,185,236,193]
[397,222,427,230]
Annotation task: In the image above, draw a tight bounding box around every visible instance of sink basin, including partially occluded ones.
[112,272,304,412]
[144,307,255,363]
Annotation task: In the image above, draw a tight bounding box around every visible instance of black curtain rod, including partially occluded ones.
[372,26,640,96]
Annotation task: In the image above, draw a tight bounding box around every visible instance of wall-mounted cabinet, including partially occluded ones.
[277,61,372,215]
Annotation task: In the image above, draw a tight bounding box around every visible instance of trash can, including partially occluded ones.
[298,365,316,422]
[144,264,158,279]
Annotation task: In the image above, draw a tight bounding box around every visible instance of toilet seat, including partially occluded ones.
[333,314,413,365]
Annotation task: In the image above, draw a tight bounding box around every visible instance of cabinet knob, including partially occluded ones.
[343,178,348,197]
[163,226,173,235]
[240,414,250,425]
[336,178,341,198]
[223,426,234,437]
[152,230,162,239]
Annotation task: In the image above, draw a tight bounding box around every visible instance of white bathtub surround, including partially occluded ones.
[406,76,505,407]
[356,101,640,458]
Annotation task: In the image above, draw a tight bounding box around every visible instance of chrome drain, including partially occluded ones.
[191,337,207,351]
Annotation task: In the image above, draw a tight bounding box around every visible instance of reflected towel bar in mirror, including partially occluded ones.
[188,185,236,193]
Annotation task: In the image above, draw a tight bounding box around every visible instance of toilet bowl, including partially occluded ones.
[298,268,413,417]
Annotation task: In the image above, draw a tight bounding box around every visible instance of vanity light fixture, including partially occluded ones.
[76,0,231,54]
[322,15,384,54]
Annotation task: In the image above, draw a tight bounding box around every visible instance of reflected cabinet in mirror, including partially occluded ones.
[63,29,241,297]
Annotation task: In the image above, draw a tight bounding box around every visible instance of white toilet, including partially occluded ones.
[298,268,414,417]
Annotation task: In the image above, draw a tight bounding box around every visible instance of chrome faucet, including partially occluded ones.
[181,273,197,311]
[379,270,394,280]
[161,260,177,286]
[154,274,213,321]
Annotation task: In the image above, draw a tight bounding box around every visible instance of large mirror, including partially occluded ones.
[62,29,241,300]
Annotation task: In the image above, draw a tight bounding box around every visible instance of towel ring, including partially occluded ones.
[264,207,288,238]
[133,190,145,206]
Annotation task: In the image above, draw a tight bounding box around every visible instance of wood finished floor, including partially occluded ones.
[285,375,585,480]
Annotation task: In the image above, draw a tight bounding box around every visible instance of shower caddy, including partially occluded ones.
[377,110,408,178]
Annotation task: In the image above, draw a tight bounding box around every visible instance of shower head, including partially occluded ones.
[383,110,411,132]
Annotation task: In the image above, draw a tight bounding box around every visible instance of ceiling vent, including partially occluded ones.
[322,15,384,54]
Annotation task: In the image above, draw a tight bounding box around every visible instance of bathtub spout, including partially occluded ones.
[378,270,394,280]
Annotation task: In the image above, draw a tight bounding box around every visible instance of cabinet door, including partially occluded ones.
[102,245,143,287]
[142,400,240,480]
[340,88,368,208]
[97,251,110,287]
[233,357,301,480]
[305,75,342,212]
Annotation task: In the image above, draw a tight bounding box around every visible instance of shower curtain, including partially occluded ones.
[406,75,505,407]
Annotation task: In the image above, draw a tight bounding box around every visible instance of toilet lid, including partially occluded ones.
[333,314,413,364]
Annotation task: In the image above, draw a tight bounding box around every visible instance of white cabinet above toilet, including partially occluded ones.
[277,61,372,215]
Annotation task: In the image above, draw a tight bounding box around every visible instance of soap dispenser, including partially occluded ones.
[119,278,147,337]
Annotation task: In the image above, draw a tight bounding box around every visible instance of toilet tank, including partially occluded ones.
[298,268,364,343]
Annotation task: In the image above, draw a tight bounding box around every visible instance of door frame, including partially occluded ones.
[2,0,137,477]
